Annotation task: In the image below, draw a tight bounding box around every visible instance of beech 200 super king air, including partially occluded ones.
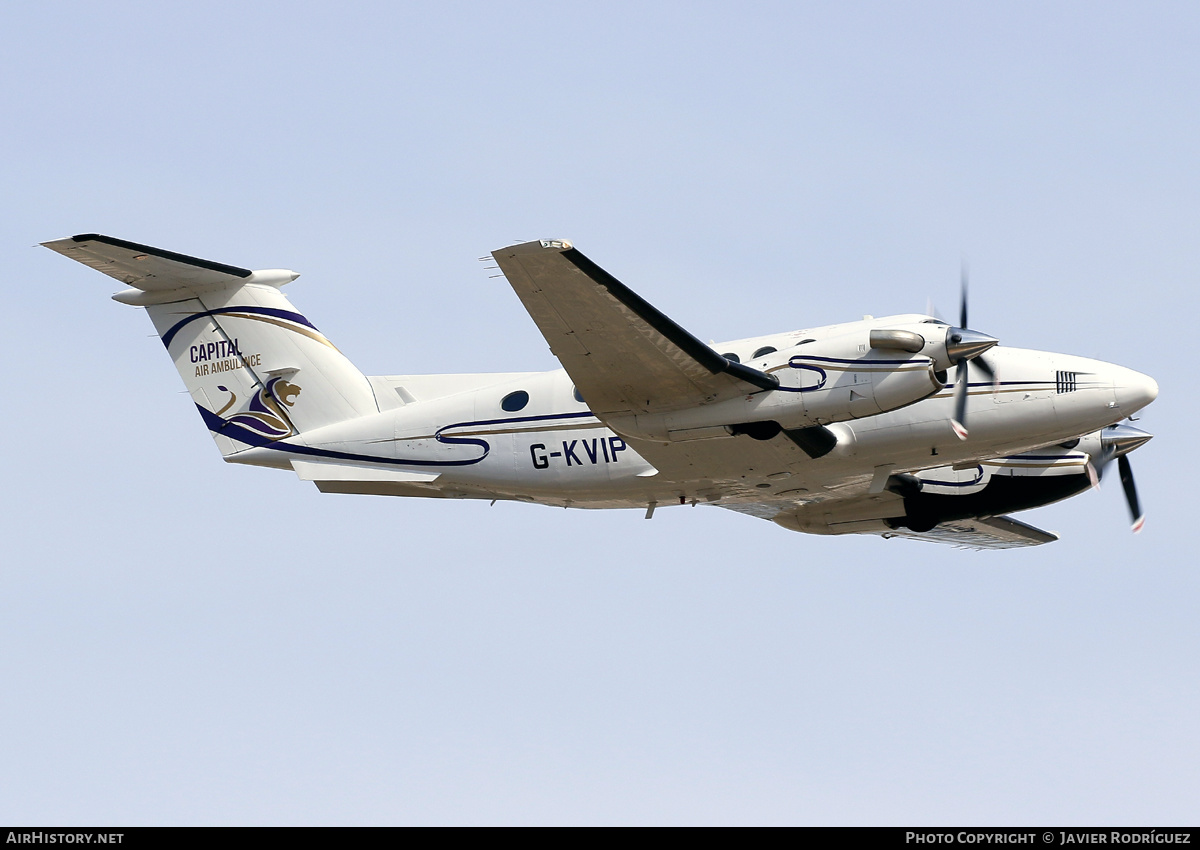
[44,234,1159,549]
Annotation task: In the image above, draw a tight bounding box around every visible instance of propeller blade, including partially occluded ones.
[1118,454,1144,533]
[973,353,999,393]
[951,360,969,440]
[960,262,969,329]
[943,265,998,365]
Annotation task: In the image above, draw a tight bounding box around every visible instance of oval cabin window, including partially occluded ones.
[501,390,530,412]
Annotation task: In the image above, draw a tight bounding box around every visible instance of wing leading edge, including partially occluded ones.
[492,240,777,419]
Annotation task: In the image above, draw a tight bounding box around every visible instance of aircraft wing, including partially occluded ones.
[492,240,778,418]
[724,497,1058,549]
[878,516,1059,549]
[41,233,252,290]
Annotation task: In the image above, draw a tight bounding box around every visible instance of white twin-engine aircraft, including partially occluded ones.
[45,234,1159,549]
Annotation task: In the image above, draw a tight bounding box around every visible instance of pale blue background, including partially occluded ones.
[1,1,1196,825]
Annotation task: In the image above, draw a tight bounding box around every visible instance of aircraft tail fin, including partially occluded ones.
[43,234,379,458]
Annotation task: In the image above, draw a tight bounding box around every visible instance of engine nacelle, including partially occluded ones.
[608,331,945,442]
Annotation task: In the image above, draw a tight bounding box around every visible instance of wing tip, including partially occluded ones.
[493,238,574,256]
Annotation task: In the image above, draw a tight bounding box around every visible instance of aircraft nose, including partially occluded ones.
[1113,367,1159,416]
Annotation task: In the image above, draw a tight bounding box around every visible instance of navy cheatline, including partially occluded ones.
[161,306,322,348]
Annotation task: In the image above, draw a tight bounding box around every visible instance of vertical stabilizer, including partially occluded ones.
[43,234,379,457]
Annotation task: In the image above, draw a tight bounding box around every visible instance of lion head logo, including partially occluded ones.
[274,380,301,407]
[213,376,302,440]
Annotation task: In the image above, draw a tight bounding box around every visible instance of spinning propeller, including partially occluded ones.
[946,266,998,440]
[1086,423,1152,533]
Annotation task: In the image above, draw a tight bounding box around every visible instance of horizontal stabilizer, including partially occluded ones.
[42,234,254,291]
[291,460,440,484]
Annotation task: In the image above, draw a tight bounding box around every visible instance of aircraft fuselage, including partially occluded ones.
[232,315,1156,512]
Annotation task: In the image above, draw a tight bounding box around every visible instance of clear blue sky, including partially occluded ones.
[2,0,1196,825]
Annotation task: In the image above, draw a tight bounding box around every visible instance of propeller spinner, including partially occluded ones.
[1086,422,1152,533]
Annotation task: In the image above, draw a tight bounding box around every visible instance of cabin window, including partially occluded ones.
[721,352,741,363]
[501,390,530,412]
[752,346,777,359]
[572,385,586,404]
